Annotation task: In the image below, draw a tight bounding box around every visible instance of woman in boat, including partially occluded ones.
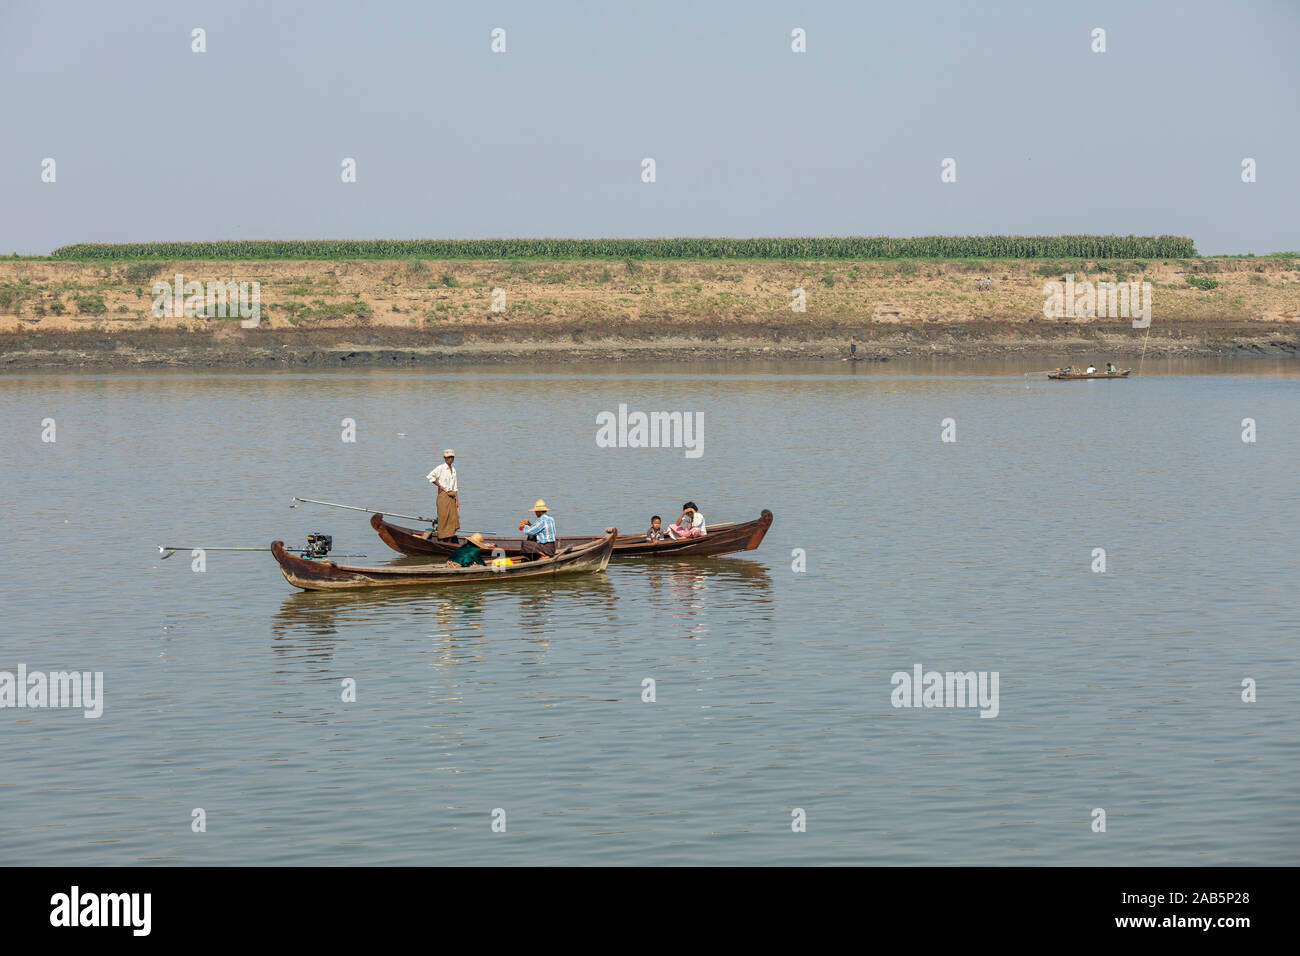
[1106,362,1118,374]
[668,502,707,539]
[444,532,495,568]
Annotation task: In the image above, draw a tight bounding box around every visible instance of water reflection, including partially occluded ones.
[513,574,618,642]
[271,573,620,662]
[626,558,773,640]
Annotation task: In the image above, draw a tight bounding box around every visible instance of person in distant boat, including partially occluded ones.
[668,502,707,539]
[645,515,668,541]
[1106,362,1118,374]
[444,532,495,568]
[1086,364,1097,374]
[519,499,557,559]
[427,448,460,541]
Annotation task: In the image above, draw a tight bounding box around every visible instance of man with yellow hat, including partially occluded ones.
[426,448,460,540]
[518,499,557,560]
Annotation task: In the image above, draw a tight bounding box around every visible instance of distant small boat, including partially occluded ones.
[1047,368,1132,380]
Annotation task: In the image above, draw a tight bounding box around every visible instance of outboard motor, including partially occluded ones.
[303,533,333,559]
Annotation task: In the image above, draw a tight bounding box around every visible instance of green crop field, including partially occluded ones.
[48,235,1199,261]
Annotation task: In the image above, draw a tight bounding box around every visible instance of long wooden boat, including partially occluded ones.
[1047,369,1132,380]
[272,528,617,591]
[370,509,774,560]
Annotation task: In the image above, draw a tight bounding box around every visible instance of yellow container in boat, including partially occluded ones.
[491,557,513,567]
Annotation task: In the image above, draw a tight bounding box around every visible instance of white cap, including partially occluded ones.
[443,448,455,457]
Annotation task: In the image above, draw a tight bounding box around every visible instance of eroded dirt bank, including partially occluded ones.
[2,257,1296,367]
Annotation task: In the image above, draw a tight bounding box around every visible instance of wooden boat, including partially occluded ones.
[1047,368,1132,380]
[370,509,774,560]
[272,528,617,591]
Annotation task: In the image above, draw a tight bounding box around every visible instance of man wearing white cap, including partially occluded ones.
[427,449,460,540]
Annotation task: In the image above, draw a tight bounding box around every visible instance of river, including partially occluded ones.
[2,358,1296,864]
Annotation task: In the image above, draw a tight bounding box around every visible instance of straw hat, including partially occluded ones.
[531,499,549,512]
[466,532,493,548]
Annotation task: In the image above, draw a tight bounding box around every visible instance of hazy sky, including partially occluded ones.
[2,0,1297,255]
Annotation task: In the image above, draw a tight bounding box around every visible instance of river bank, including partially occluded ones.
[2,257,1296,367]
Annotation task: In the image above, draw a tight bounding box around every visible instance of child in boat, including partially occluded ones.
[645,515,668,541]
[444,532,495,568]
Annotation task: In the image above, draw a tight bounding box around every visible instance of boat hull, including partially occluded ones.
[272,528,616,591]
[370,509,773,560]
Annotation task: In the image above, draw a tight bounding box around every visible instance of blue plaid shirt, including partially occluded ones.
[521,513,556,543]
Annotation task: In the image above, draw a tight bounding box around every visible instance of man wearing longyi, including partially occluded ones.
[426,448,460,541]
[519,499,557,560]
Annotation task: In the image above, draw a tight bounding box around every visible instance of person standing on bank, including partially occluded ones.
[427,449,460,541]
[518,499,557,560]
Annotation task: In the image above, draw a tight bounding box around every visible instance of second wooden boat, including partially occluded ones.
[370,509,774,560]
[272,528,617,591]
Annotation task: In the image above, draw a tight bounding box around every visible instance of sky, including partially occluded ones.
[1,0,1297,255]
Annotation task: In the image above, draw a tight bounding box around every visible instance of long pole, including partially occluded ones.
[291,496,432,523]
[158,545,366,559]
[1137,321,1153,377]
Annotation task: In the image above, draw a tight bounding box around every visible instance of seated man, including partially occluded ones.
[668,501,707,539]
[1085,364,1097,374]
[444,532,495,568]
[519,499,557,560]
[645,515,668,541]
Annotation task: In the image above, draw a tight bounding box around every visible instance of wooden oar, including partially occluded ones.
[291,496,432,523]
[293,496,500,534]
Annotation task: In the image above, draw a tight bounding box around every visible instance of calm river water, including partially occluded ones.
[2,359,1297,865]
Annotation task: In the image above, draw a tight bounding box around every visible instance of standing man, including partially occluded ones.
[518,499,557,560]
[427,448,460,541]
